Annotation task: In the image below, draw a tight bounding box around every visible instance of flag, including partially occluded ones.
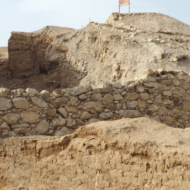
[120,0,129,5]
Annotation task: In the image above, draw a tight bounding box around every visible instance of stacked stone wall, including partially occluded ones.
[0,70,190,138]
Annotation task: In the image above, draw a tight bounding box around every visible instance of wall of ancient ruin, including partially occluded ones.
[0,70,189,138]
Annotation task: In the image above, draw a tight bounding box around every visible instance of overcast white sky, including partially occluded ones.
[0,0,190,46]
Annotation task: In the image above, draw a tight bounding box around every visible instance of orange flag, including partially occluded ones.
[120,0,129,5]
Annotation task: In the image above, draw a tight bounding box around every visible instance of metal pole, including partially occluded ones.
[129,1,130,14]
[119,0,120,13]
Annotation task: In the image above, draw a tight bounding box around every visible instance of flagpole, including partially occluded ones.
[129,0,130,13]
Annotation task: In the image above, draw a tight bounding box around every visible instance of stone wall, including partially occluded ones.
[0,70,190,138]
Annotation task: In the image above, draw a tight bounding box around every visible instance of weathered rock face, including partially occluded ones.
[1,117,190,190]
[7,26,85,91]
[0,47,8,70]
[1,13,190,92]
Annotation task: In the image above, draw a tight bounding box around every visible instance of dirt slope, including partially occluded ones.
[107,12,190,35]
[1,117,190,189]
[0,13,190,91]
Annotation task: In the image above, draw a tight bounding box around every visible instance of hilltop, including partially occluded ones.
[0,13,190,91]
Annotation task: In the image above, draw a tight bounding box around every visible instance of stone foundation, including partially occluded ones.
[0,70,190,138]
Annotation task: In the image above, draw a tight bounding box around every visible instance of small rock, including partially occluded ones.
[26,88,39,96]
[88,118,100,124]
[0,98,13,111]
[31,97,48,108]
[136,86,144,93]
[40,90,50,98]
[138,99,146,108]
[84,102,103,113]
[99,112,113,120]
[155,95,162,104]
[12,98,29,109]
[21,111,39,123]
[58,108,67,117]
[140,93,149,100]
[68,85,92,96]
[159,106,168,115]
[173,79,181,86]
[127,101,137,108]
[0,122,10,130]
[52,89,62,97]
[122,110,140,118]
[126,92,139,101]
[14,127,31,135]
[183,102,190,111]
[3,113,20,125]
[112,81,122,88]
[103,94,113,103]
[90,94,102,102]
[148,104,158,112]
[0,88,10,97]
[163,116,173,125]
[66,117,76,127]
[79,94,88,100]
[35,120,49,134]
[148,39,154,43]
[54,127,74,136]
[70,97,78,105]
[44,109,56,117]
[51,97,68,108]
[65,105,78,113]
[80,111,91,120]
[163,91,172,96]
[50,115,66,127]
[113,94,123,101]
[12,88,24,97]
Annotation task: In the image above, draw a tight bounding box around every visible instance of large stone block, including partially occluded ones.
[58,108,67,117]
[80,111,91,120]
[126,92,139,101]
[99,112,113,120]
[122,110,140,118]
[50,116,66,127]
[12,98,29,109]
[31,97,48,108]
[65,106,78,113]
[66,117,76,127]
[43,109,56,117]
[3,113,20,125]
[84,102,103,113]
[36,120,49,134]
[21,111,39,123]
[0,98,12,110]
[51,97,68,108]
[183,102,190,111]
[0,88,10,97]
[54,127,74,136]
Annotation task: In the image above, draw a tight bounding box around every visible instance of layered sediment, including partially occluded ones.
[1,118,190,190]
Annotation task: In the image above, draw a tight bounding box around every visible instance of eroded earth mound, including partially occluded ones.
[0,13,190,91]
[1,117,190,190]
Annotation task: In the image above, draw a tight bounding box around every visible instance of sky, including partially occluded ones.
[0,0,190,46]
